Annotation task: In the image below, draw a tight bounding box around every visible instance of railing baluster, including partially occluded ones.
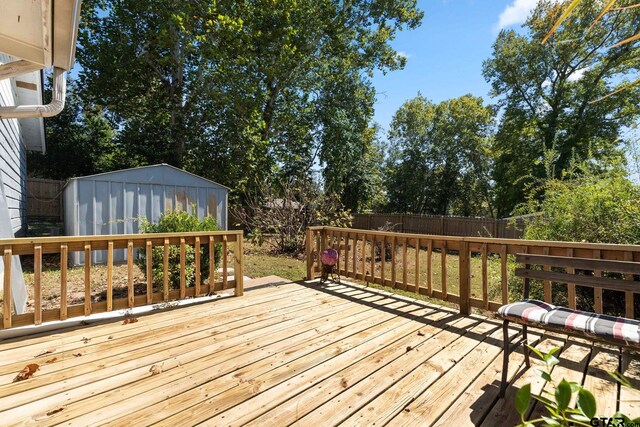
[624,251,634,318]
[593,249,602,314]
[481,243,488,310]
[222,235,228,290]
[402,238,408,289]
[441,241,447,298]
[179,238,186,299]
[305,229,313,280]
[459,241,471,315]
[60,244,68,320]
[500,244,508,304]
[127,240,134,308]
[234,233,244,297]
[566,248,576,309]
[34,245,42,325]
[344,231,350,276]
[391,235,397,288]
[381,235,386,286]
[163,238,169,301]
[370,234,375,282]
[353,233,358,279]
[84,244,91,316]
[146,240,153,305]
[414,238,421,294]
[315,230,321,275]
[107,241,113,311]
[360,234,366,280]
[209,236,215,292]
[3,248,11,328]
[543,246,551,303]
[427,239,433,296]
[195,237,201,295]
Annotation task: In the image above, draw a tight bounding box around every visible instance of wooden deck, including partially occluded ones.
[0,277,638,426]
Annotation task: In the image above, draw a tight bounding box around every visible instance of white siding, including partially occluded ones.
[0,54,27,236]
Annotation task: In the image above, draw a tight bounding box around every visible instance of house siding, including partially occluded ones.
[0,54,27,237]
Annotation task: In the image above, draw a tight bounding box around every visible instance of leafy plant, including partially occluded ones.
[137,209,221,289]
[519,168,640,246]
[515,346,640,426]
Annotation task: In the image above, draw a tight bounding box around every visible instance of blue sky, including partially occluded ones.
[371,0,539,134]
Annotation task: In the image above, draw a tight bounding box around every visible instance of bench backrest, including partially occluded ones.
[515,253,640,316]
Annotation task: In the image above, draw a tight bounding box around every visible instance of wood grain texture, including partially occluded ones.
[0,278,634,426]
[34,245,42,325]
[84,244,91,316]
[3,248,11,328]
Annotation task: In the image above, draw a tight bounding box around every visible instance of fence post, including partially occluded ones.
[306,228,314,280]
[459,241,471,315]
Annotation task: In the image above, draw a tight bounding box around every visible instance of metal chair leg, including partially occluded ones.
[522,324,531,367]
[499,319,509,398]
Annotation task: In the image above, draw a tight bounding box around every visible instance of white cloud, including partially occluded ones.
[494,0,542,32]
[397,51,412,60]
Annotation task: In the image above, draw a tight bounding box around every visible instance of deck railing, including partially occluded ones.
[1,230,244,329]
[306,226,640,318]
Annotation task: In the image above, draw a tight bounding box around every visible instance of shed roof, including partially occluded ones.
[64,164,230,190]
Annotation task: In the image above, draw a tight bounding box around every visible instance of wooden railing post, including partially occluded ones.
[321,227,328,252]
[459,241,471,315]
[306,228,314,280]
[234,232,244,297]
[3,248,12,329]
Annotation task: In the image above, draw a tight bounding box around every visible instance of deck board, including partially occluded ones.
[0,277,637,426]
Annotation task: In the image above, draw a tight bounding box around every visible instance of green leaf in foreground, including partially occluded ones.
[577,388,597,419]
[515,384,531,416]
[555,380,572,411]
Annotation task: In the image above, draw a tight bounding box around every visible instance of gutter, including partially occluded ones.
[0,67,66,119]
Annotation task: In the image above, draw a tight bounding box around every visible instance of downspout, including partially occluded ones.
[0,67,66,119]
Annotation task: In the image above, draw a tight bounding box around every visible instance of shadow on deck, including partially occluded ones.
[0,277,638,426]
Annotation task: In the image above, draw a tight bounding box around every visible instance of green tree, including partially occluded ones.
[78,0,422,209]
[484,0,640,217]
[384,94,495,216]
[28,79,120,180]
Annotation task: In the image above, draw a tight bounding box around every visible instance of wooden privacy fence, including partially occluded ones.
[26,178,65,221]
[352,213,524,239]
[1,230,244,329]
[306,226,640,318]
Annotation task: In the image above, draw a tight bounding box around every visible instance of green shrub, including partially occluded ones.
[520,172,640,245]
[137,209,221,289]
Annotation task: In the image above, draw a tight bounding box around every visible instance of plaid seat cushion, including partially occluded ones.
[498,299,640,348]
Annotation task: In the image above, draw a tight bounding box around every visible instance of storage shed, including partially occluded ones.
[63,164,229,266]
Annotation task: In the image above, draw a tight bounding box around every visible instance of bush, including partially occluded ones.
[137,209,221,289]
[520,172,640,245]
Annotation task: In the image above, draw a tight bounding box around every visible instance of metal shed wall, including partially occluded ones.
[63,164,229,266]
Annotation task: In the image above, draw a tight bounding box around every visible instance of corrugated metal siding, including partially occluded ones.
[0,54,27,236]
[65,165,229,266]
